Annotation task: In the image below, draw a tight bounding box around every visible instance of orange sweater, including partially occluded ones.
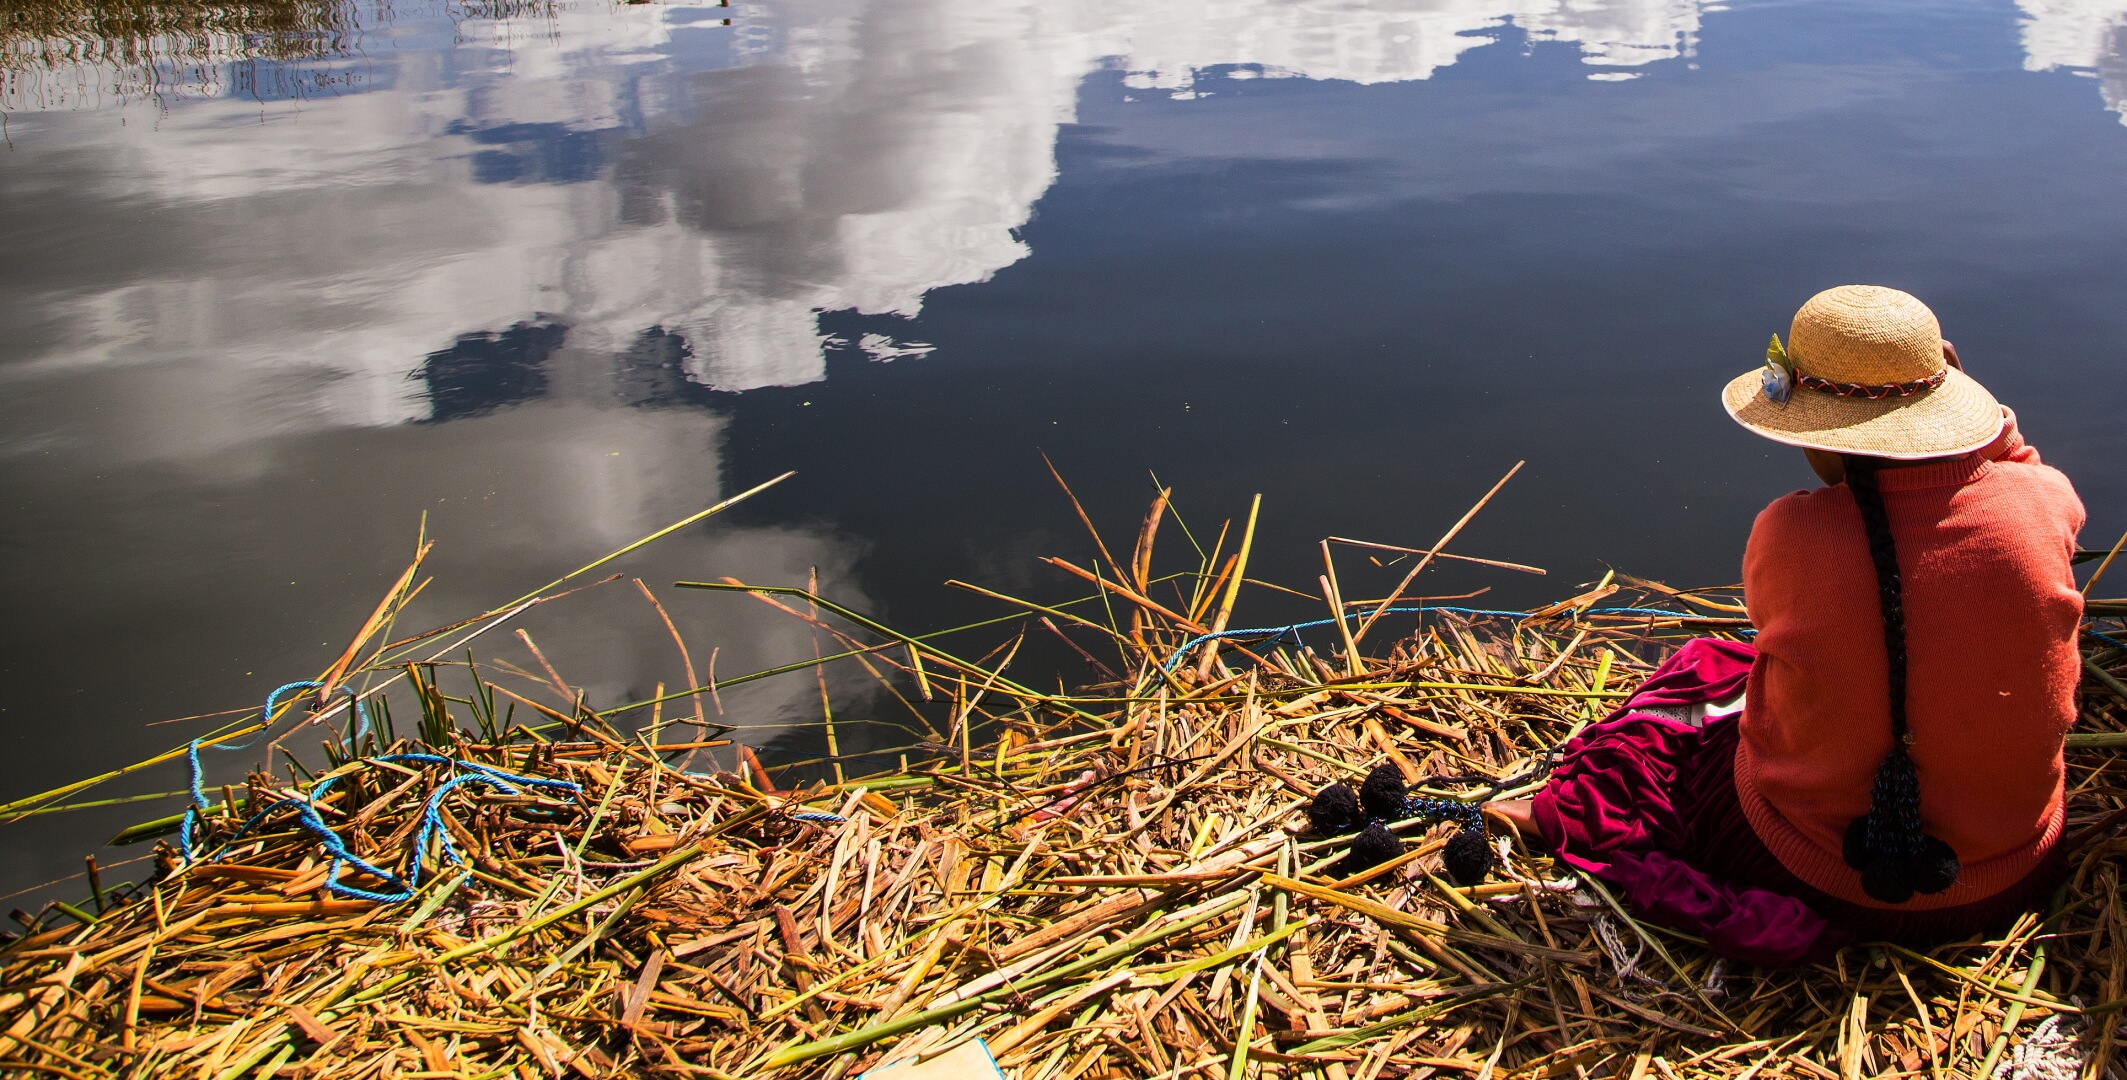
[1735,411,2086,909]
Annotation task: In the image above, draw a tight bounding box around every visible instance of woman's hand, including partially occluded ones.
[1484,798,1538,837]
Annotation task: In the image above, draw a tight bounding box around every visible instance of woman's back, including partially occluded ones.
[1738,415,2086,909]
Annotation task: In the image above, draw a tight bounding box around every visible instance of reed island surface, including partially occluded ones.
[4,479,2125,1080]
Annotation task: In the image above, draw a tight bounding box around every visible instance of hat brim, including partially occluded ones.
[1721,365,2004,460]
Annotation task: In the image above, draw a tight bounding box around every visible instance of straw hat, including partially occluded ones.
[1722,285,2004,460]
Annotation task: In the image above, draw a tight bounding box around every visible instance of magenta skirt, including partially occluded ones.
[1532,639,2062,965]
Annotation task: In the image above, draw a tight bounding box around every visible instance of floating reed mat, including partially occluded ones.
[3,481,2126,1080]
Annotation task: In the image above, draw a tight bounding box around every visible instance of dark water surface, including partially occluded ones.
[3,0,2125,897]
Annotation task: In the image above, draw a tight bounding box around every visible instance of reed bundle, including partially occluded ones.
[3,477,2124,1080]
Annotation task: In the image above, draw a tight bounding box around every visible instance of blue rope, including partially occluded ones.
[189,753,580,902]
[788,811,849,825]
[181,680,337,853]
[181,683,581,902]
[180,740,208,855]
[1161,605,1744,673]
[230,680,327,751]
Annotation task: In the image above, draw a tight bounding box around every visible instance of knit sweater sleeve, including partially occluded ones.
[1987,412,2085,535]
[1742,490,1832,630]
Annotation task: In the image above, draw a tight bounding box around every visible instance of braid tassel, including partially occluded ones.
[1307,765,1494,885]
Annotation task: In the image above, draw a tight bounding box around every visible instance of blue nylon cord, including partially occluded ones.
[181,685,581,902]
[181,680,330,853]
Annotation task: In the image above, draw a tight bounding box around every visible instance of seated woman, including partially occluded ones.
[1492,285,2086,964]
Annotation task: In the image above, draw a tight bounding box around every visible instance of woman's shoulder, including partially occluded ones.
[1985,454,2079,496]
[1977,419,2083,515]
[1751,485,1851,534]
[1976,458,2086,538]
[1743,487,1861,578]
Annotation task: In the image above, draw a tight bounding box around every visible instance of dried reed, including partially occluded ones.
[2,480,2123,1080]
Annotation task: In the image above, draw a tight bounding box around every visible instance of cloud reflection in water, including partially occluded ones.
[3,0,1717,424]
[9,0,2121,412]
[2020,1,2127,125]
[11,0,2123,416]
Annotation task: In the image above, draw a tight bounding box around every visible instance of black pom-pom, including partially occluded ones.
[1842,816,1871,872]
[1307,783,1360,834]
[1442,824,1493,887]
[1859,857,1916,905]
[1360,764,1408,821]
[1339,822,1403,874]
[1907,834,1961,895]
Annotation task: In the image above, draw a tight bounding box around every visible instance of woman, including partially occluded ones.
[1495,285,2086,964]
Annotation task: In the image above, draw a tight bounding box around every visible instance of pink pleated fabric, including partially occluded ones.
[1533,639,2061,965]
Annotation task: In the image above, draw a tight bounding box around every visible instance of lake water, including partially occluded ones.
[3,0,2124,897]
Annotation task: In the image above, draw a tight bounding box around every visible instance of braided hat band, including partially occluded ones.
[1796,368,1947,400]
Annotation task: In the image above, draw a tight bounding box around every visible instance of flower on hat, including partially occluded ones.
[1761,334,1795,407]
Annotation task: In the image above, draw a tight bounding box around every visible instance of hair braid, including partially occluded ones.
[1841,456,1961,903]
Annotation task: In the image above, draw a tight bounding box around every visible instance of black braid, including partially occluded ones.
[1841,456,1961,902]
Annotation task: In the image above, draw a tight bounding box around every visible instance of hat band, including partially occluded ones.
[1795,368,1946,401]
